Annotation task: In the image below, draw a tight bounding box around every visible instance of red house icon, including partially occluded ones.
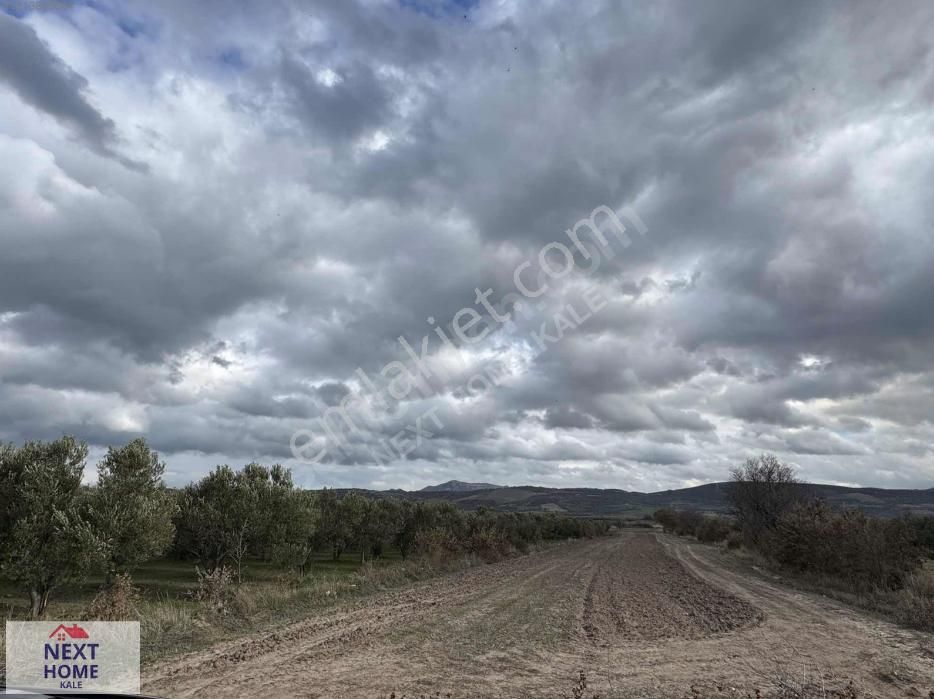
[49,624,90,642]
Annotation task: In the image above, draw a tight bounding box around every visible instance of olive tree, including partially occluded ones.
[174,465,252,575]
[174,463,308,581]
[240,462,293,561]
[270,489,319,577]
[0,437,105,617]
[339,491,370,562]
[394,502,433,559]
[358,498,402,561]
[315,488,352,560]
[92,438,176,582]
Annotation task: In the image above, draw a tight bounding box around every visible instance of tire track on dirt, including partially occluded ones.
[655,534,934,698]
[143,541,598,697]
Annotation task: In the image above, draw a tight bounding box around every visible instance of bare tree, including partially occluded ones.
[728,454,802,550]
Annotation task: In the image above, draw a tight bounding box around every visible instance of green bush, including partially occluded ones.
[653,508,719,539]
[412,527,461,566]
[696,516,731,543]
[465,525,513,562]
[905,515,934,555]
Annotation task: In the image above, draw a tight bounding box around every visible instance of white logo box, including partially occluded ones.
[5,621,139,694]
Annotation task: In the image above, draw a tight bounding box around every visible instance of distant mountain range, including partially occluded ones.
[367,481,934,518]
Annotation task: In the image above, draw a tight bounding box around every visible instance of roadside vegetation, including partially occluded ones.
[655,454,934,632]
[0,435,616,664]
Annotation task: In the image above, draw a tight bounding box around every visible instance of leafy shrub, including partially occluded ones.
[674,511,702,536]
[412,527,461,566]
[465,525,513,562]
[772,501,920,591]
[905,515,934,555]
[652,508,678,532]
[696,516,731,543]
[653,508,710,538]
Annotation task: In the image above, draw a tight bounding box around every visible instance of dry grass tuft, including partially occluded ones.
[84,573,141,621]
[889,568,934,631]
[194,565,235,615]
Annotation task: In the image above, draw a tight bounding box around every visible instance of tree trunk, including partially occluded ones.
[29,587,50,618]
[233,529,248,583]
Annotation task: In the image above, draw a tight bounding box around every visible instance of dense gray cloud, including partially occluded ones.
[0,13,113,150]
[0,12,145,169]
[0,0,932,490]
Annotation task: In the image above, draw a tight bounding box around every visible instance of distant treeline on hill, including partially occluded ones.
[337,480,934,519]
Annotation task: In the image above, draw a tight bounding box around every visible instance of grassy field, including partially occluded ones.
[0,549,414,667]
[0,551,394,616]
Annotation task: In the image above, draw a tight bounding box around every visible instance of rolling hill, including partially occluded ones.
[420,480,501,492]
[363,481,934,518]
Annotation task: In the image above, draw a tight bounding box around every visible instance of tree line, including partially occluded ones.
[0,437,175,617]
[0,436,612,617]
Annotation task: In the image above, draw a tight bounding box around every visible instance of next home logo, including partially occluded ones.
[6,620,140,694]
[44,623,101,689]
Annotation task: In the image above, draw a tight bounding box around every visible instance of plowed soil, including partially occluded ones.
[143,532,934,698]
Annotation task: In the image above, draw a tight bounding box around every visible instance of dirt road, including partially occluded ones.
[143,533,934,698]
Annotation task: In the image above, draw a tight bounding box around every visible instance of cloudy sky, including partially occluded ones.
[1,0,933,491]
